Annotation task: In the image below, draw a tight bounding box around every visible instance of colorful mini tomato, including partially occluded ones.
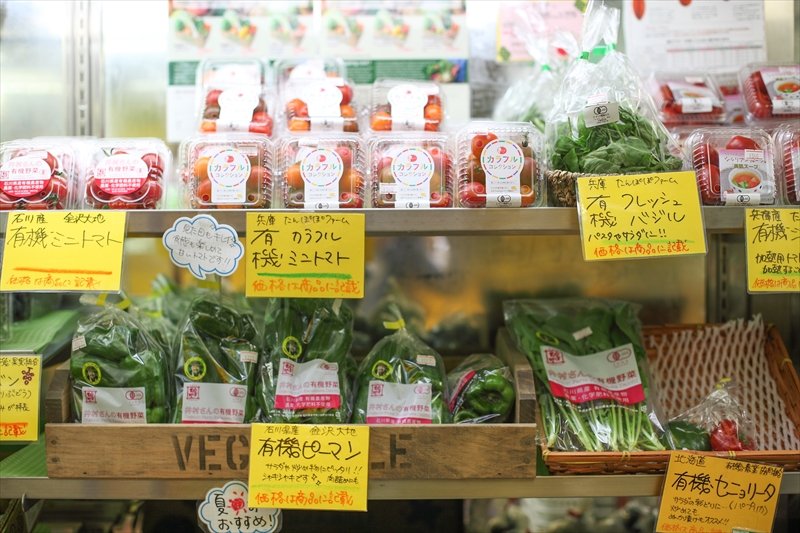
[651,73,725,126]
[369,79,444,132]
[740,63,800,124]
[282,78,359,133]
[0,141,77,210]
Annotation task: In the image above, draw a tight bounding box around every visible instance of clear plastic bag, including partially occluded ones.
[773,122,800,205]
[448,354,515,424]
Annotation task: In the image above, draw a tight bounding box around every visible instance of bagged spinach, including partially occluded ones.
[256,298,355,424]
[172,295,260,423]
[504,298,670,451]
[448,354,515,423]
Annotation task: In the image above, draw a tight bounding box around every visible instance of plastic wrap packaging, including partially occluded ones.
[545,3,683,207]
[70,303,170,424]
[179,133,272,209]
[456,121,544,208]
[740,62,800,126]
[773,123,800,205]
[352,318,450,424]
[0,139,79,210]
[172,295,260,424]
[369,79,444,132]
[715,71,746,125]
[649,72,726,127]
[504,298,670,452]
[686,127,776,206]
[256,298,355,423]
[368,132,454,208]
[447,354,515,423]
[278,133,366,209]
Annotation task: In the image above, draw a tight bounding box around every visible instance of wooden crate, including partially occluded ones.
[44,350,537,480]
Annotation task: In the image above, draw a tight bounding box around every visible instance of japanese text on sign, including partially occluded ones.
[656,452,783,533]
[0,354,42,442]
[162,214,243,280]
[245,213,365,299]
[248,424,369,511]
[577,172,706,261]
[198,480,281,533]
[745,208,800,293]
[0,211,126,292]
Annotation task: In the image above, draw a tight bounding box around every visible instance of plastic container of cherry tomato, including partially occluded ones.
[650,72,725,126]
[275,58,347,95]
[369,79,444,132]
[685,128,777,206]
[281,77,359,133]
[714,71,746,125]
[179,133,272,209]
[0,140,78,210]
[368,133,453,208]
[455,122,544,208]
[82,139,170,210]
[278,134,366,209]
[739,63,800,126]
[197,58,275,136]
[773,123,800,205]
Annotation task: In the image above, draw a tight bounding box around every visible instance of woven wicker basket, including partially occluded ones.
[545,169,590,207]
[539,319,800,475]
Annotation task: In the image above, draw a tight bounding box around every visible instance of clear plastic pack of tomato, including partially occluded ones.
[369,79,444,132]
[740,63,800,125]
[650,72,725,126]
[714,71,746,125]
[197,58,274,136]
[773,123,800,205]
[686,128,777,206]
[368,133,453,208]
[278,134,365,209]
[179,133,272,209]
[455,122,544,208]
[0,140,78,210]
[82,139,170,210]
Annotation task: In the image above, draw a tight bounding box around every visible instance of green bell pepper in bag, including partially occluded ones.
[447,354,515,423]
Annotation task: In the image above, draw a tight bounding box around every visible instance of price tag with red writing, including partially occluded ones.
[0,353,42,442]
[745,207,800,293]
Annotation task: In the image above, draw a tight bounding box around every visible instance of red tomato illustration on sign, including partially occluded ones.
[229,497,245,512]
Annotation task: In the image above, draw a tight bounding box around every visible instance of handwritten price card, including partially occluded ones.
[1,211,126,292]
[0,354,42,442]
[246,212,364,298]
[745,208,800,293]
[656,452,783,533]
[248,424,369,511]
[577,171,706,261]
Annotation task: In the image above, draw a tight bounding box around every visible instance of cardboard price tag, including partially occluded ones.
[656,452,783,533]
[745,207,800,293]
[246,212,365,298]
[576,171,706,261]
[0,354,42,442]
[248,424,369,511]
[1,211,127,292]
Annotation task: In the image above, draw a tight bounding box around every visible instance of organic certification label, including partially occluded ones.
[744,207,800,293]
[246,212,364,298]
[248,424,369,511]
[577,171,706,261]
[0,354,42,442]
[1,211,126,292]
[656,452,783,533]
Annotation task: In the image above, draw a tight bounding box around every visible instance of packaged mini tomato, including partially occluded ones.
[455,122,544,208]
[0,140,78,210]
[740,62,800,125]
[82,139,170,210]
[179,133,272,209]
[197,58,274,136]
[278,134,365,209]
[649,72,725,126]
[369,79,444,132]
[714,71,746,125]
[773,123,800,205]
[368,133,453,208]
[686,128,777,206]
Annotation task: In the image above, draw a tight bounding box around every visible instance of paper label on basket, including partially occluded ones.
[208,148,249,204]
[388,84,428,131]
[95,154,148,195]
[391,148,433,208]
[668,81,715,113]
[181,382,247,423]
[583,99,620,128]
[217,87,259,132]
[0,156,51,198]
[540,343,644,405]
[366,381,433,424]
[719,149,772,206]
[274,358,341,410]
[300,148,342,210]
[81,387,147,424]
[758,66,800,115]
[481,139,523,208]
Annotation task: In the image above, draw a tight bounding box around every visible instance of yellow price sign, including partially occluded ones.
[745,207,800,293]
[577,171,706,261]
[0,354,42,442]
[656,452,783,533]
[248,424,370,511]
[1,211,127,292]
[245,212,364,298]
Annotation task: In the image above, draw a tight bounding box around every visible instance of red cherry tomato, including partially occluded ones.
[338,84,353,106]
[335,146,353,167]
[340,191,363,208]
[140,179,163,208]
[206,89,223,107]
[693,143,720,168]
[725,136,760,151]
[141,153,165,173]
[698,165,721,205]
[470,133,498,158]
[459,181,485,208]
[430,191,452,208]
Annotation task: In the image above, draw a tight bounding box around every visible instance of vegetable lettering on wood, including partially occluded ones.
[172,432,250,472]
